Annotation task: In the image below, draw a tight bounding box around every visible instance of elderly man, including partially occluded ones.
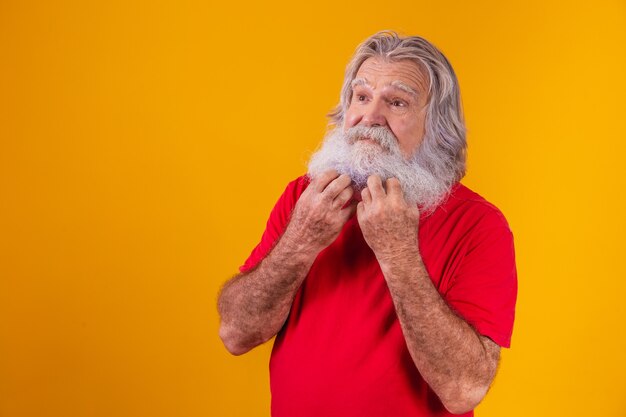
[218,31,517,417]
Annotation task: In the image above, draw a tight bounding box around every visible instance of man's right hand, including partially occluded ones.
[283,170,357,255]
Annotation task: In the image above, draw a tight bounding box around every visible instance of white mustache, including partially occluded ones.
[344,126,398,153]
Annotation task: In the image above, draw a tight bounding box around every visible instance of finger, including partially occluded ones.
[341,201,358,221]
[332,186,354,210]
[366,175,386,200]
[361,187,372,205]
[321,174,352,200]
[356,201,365,221]
[386,178,404,201]
[311,169,339,193]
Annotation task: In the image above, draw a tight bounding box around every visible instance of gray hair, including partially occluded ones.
[328,31,467,185]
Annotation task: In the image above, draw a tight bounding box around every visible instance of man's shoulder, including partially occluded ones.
[438,182,512,232]
[281,174,311,199]
[287,174,311,189]
[268,175,311,212]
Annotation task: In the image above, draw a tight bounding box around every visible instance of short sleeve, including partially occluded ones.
[239,176,310,273]
[444,212,518,348]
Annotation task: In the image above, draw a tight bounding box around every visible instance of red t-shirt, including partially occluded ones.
[240,176,517,417]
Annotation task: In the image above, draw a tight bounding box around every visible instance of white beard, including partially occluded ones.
[307,125,451,212]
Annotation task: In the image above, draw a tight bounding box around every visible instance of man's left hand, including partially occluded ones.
[357,175,421,265]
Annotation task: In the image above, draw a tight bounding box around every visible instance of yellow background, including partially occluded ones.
[1,1,625,416]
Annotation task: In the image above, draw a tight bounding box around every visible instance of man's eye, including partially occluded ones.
[390,99,406,107]
[356,95,367,102]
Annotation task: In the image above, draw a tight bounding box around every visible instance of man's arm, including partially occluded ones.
[218,171,356,355]
[357,176,500,415]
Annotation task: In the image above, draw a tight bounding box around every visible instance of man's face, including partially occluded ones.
[343,57,429,158]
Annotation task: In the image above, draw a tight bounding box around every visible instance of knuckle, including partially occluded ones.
[310,177,323,188]
[320,190,334,204]
[325,170,339,180]
[326,181,340,194]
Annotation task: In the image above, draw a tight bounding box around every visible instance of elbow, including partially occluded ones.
[220,338,251,356]
[442,398,480,415]
[440,383,490,415]
[440,356,498,414]
[218,323,259,356]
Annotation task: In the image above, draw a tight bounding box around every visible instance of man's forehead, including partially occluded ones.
[353,57,429,93]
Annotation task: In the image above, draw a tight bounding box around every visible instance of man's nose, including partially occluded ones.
[361,100,387,127]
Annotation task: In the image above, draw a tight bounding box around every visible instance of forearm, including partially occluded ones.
[379,248,498,414]
[217,228,317,355]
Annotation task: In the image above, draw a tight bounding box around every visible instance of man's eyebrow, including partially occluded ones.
[351,77,420,99]
[351,77,372,89]
[390,80,419,98]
